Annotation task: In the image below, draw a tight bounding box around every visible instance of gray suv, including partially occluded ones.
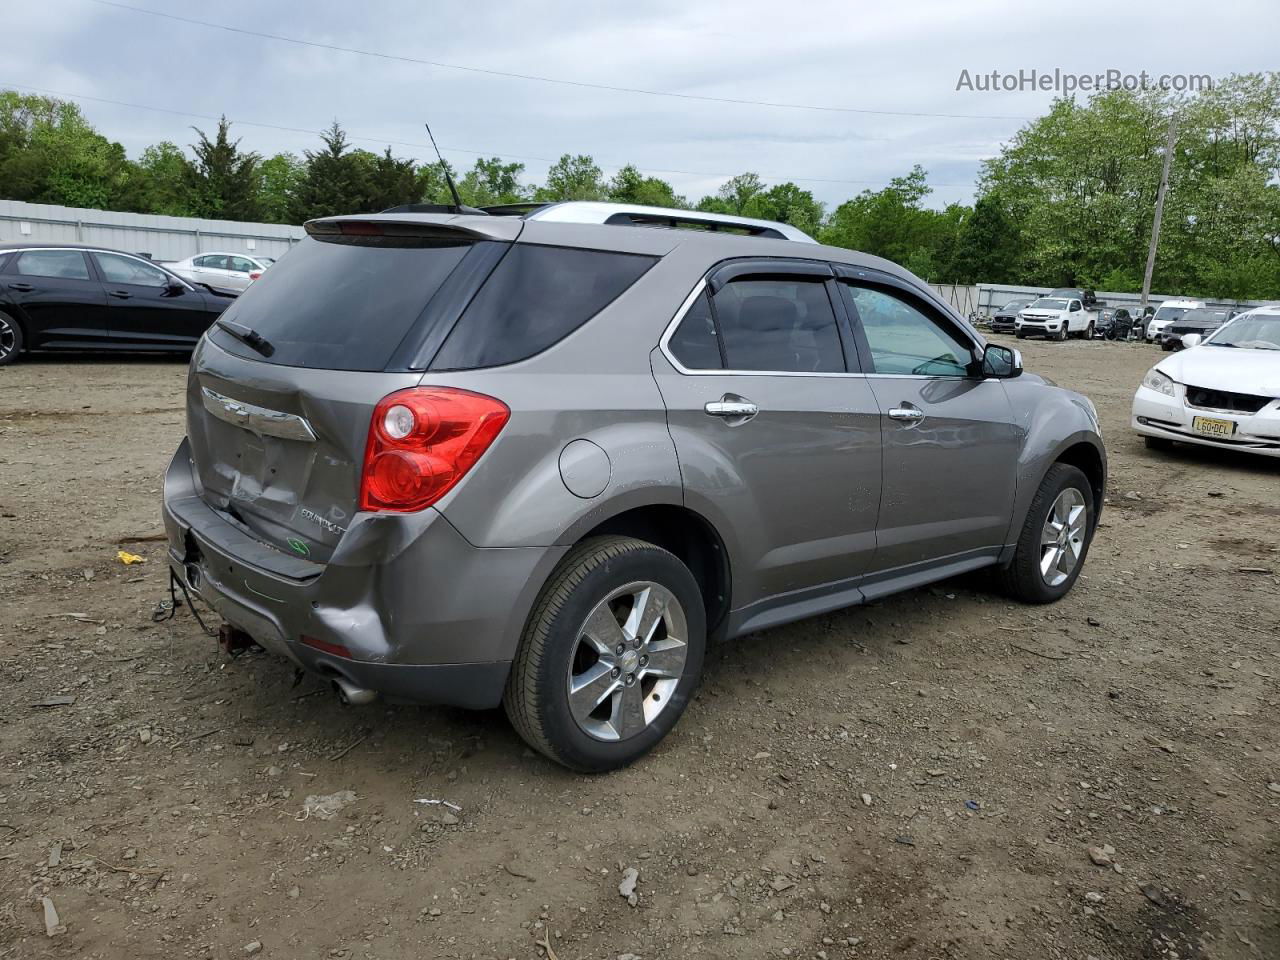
[163,202,1106,771]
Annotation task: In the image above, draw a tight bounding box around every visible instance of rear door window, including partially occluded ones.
[15,250,91,280]
[207,235,474,371]
[712,278,845,373]
[430,244,657,370]
[667,291,723,370]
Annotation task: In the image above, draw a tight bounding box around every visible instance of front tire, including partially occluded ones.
[0,311,23,366]
[504,536,707,772]
[999,464,1094,604]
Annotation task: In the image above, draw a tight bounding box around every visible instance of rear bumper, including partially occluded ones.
[162,439,567,708]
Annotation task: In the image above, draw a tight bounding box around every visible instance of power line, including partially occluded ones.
[84,0,1036,123]
[2,81,971,189]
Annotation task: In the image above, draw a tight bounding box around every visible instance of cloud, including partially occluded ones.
[13,0,1276,208]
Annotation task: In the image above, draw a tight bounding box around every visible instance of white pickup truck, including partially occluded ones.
[1014,296,1100,340]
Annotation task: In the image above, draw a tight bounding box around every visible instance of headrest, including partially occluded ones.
[737,296,797,332]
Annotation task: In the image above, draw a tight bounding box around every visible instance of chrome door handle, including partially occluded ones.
[888,406,925,422]
[704,396,758,421]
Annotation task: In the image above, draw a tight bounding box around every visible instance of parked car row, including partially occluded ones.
[981,293,1256,351]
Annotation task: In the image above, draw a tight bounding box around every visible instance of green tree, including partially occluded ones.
[458,157,528,206]
[699,172,764,215]
[606,164,685,208]
[949,194,1018,283]
[123,141,194,216]
[536,154,606,201]
[0,91,135,209]
[256,152,304,223]
[289,122,370,220]
[416,159,457,205]
[747,182,824,237]
[356,147,420,211]
[185,116,263,221]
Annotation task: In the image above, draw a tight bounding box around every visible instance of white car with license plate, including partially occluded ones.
[1131,305,1280,458]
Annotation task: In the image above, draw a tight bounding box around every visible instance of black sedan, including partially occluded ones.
[1162,308,1234,351]
[990,298,1035,333]
[0,243,232,366]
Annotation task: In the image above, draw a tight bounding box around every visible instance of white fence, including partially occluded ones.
[0,199,304,262]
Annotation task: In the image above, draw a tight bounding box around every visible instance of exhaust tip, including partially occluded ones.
[332,677,378,706]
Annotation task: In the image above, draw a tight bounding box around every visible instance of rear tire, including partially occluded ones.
[0,311,23,366]
[504,536,706,772]
[998,464,1094,604]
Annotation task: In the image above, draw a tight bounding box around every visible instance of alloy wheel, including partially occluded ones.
[1040,488,1087,587]
[0,316,15,361]
[566,581,688,742]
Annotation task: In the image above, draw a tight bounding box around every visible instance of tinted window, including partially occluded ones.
[843,284,972,376]
[208,235,473,371]
[95,253,170,287]
[196,255,227,269]
[712,278,844,373]
[15,250,90,280]
[431,244,657,370]
[229,257,255,273]
[668,291,722,369]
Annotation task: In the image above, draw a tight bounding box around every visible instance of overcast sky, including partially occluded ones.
[9,0,1277,210]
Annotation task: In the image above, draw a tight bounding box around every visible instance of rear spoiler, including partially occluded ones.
[305,214,523,244]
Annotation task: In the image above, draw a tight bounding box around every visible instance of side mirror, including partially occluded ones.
[982,343,1022,379]
[166,279,186,295]
[1181,333,1202,349]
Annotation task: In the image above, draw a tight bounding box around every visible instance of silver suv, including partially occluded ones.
[163,202,1106,771]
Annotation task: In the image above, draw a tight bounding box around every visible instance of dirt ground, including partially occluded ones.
[1,336,1277,960]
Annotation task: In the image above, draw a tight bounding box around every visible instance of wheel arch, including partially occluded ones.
[1052,438,1107,521]
[569,503,732,638]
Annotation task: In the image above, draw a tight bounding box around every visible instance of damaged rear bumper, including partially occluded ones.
[162,438,567,708]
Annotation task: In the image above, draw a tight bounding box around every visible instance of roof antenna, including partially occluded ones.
[424,122,465,212]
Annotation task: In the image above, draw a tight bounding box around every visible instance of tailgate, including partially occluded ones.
[185,338,421,563]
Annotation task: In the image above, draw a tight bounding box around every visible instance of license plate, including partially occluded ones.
[1192,416,1235,438]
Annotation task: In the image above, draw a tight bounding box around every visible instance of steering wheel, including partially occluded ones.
[912,353,960,376]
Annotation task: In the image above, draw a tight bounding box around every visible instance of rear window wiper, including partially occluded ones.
[215,318,275,357]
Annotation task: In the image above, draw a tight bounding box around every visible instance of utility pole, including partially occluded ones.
[1140,113,1179,313]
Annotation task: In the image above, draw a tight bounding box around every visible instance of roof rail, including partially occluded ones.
[480,202,550,217]
[524,201,817,243]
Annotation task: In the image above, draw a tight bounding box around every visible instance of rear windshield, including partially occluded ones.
[207,235,473,371]
[429,244,657,370]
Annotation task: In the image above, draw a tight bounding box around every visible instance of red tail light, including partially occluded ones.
[249,271,262,281]
[359,387,509,513]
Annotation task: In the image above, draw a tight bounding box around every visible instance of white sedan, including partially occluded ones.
[1131,305,1280,458]
[165,252,273,295]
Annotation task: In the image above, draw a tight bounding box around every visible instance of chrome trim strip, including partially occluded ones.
[200,387,317,442]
